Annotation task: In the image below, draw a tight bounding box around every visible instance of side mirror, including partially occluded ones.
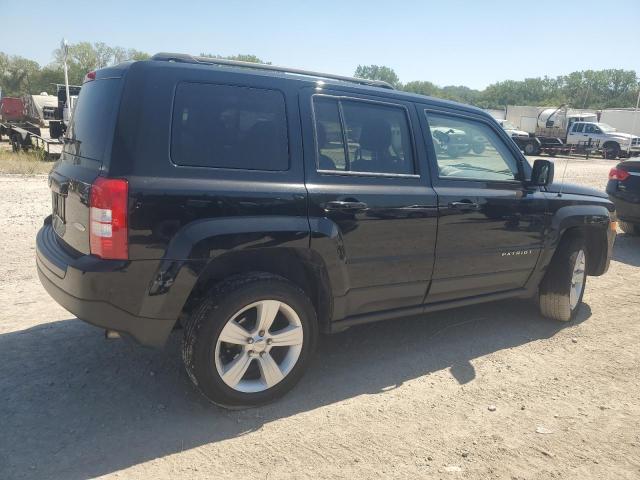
[529,159,554,186]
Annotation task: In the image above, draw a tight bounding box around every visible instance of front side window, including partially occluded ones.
[584,124,598,134]
[426,112,519,182]
[171,83,289,171]
[313,97,415,175]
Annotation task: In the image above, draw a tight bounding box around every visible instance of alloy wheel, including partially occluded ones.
[569,249,586,310]
[214,300,304,393]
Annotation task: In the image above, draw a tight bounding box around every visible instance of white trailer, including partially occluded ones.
[599,109,640,136]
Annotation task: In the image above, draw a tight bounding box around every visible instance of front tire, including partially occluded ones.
[182,273,318,408]
[619,221,640,236]
[539,234,587,322]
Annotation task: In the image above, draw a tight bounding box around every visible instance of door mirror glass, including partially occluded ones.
[530,159,554,186]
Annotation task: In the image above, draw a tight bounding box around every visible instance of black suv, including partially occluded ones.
[37,54,616,408]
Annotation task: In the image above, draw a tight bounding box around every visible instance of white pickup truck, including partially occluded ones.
[566,121,640,159]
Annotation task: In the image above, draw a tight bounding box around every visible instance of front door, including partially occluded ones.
[420,107,547,303]
[566,122,584,145]
[300,89,438,320]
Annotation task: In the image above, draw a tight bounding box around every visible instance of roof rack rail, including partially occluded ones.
[150,53,395,90]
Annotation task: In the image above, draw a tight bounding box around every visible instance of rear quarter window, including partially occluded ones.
[170,83,289,171]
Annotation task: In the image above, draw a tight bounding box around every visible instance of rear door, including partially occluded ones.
[49,72,123,254]
[300,88,438,320]
[420,107,547,303]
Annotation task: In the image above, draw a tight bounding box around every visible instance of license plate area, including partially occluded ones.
[52,192,66,235]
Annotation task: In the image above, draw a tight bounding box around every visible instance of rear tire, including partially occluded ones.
[539,234,587,322]
[471,143,485,154]
[182,272,318,408]
[524,141,540,156]
[619,221,640,236]
[10,134,20,152]
[603,142,620,160]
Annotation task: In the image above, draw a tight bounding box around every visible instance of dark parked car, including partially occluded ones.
[607,160,640,235]
[37,54,616,408]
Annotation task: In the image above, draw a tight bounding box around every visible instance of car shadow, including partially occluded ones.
[612,232,640,267]
[0,299,590,480]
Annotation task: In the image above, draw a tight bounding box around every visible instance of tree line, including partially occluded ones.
[354,64,639,110]
[0,42,150,96]
[1,42,638,110]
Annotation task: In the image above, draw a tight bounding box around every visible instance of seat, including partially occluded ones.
[351,118,393,173]
[316,123,336,170]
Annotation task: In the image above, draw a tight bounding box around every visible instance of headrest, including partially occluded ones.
[359,118,391,152]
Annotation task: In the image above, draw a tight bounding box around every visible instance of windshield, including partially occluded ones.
[597,123,617,132]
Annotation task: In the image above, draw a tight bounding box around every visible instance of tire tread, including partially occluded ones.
[539,234,586,322]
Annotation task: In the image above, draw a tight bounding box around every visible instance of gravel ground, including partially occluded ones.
[0,157,639,480]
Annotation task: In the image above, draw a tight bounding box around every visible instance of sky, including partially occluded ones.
[1,0,639,90]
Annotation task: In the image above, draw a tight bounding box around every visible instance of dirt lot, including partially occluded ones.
[1,157,639,480]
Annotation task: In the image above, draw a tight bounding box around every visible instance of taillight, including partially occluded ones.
[90,177,128,260]
[609,167,630,181]
[83,71,96,83]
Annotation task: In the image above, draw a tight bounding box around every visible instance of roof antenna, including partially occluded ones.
[557,157,569,197]
[555,104,571,197]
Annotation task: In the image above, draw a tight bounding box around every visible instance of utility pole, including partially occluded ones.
[61,39,71,123]
[628,89,640,156]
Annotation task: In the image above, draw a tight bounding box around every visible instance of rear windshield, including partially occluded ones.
[63,78,121,164]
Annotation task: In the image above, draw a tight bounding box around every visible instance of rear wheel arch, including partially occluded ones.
[181,248,333,332]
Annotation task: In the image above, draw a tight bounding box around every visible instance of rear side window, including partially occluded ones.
[573,123,584,133]
[64,79,121,162]
[171,83,289,171]
[313,96,415,175]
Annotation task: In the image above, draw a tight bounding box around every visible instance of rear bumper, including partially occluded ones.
[36,218,177,347]
[607,188,640,223]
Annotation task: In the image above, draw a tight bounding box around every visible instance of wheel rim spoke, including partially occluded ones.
[215,299,304,393]
[255,300,280,333]
[219,320,251,345]
[570,250,586,309]
[258,353,284,388]
[269,325,303,346]
[222,353,252,387]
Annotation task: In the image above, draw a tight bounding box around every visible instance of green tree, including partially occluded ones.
[200,53,270,64]
[403,80,441,97]
[52,42,151,84]
[31,67,65,94]
[354,65,401,88]
[0,53,41,96]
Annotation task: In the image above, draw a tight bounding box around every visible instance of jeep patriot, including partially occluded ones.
[36,54,616,407]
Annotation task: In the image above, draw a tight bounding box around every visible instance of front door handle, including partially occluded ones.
[449,201,480,211]
[324,200,368,211]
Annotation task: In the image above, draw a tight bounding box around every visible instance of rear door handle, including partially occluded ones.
[449,201,480,211]
[324,200,368,211]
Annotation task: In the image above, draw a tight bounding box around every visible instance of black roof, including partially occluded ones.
[110,52,492,121]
